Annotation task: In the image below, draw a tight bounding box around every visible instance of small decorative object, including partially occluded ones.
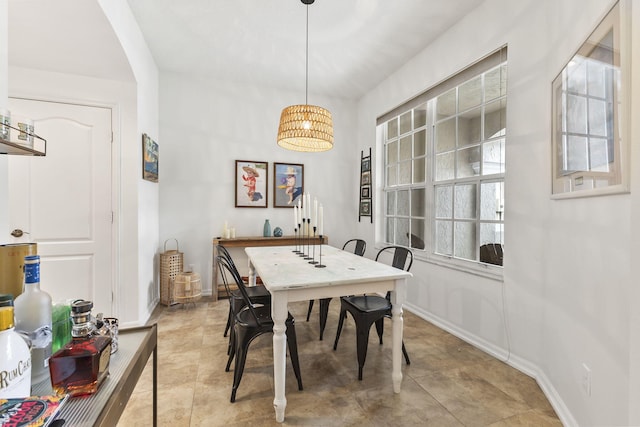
[142,133,159,182]
[1,108,11,140]
[235,160,268,207]
[273,226,283,237]
[160,239,183,306]
[263,219,272,237]
[15,116,34,147]
[0,294,32,398]
[173,272,202,309]
[49,300,112,397]
[273,163,304,207]
[98,317,119,354]
[0,395,69,426]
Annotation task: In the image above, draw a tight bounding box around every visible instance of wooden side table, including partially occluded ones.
[212,235,328,300]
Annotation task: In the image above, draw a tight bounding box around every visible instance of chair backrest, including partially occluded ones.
[479,243,503,266]
[216,255,262,326]
[375,245,413,272]
[218,244,237,269]
[342,239,366,257]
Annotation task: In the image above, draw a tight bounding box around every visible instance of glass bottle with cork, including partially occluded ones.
[14,255,52,385]
[0,294,32,398]
[48,299,112,397]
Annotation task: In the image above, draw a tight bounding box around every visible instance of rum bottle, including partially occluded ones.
[14,255,52,385]
[48,300,112,397]
[0,294,32,398]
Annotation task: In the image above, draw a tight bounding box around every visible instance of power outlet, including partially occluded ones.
[581,363,592,396]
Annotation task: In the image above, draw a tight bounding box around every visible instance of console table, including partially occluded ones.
[212,235,328,300]
[33,324,158,426]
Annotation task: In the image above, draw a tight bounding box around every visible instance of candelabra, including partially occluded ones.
[293,227,299,253]
[308,226,318,265]
[315,234,326,268]
[297,222,305,256]
[304,218,312,260]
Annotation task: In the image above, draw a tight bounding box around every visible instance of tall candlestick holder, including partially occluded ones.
[315,234,326,268]
[293,227,300,253]
[304,218,312,260]
[308,226,318,265]
[297,223,305,256]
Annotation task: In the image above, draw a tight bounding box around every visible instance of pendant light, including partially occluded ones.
[277,0,334,152]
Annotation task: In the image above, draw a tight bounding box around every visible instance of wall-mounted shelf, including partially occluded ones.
[0,124,47,156]
[0,138,46,156]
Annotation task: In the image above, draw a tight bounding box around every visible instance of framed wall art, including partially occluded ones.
[361,186,370,199]
[551,0,630,199]
[273,162,304,208]
[142,133,158,182]
[235,160,268,207]
[361,171,371,186]
[359,200,371,216]
[359,148,373,222]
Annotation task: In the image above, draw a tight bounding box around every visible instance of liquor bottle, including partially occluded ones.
[0,294,32,398]
[48,300,112,397]
[14,255,52,385]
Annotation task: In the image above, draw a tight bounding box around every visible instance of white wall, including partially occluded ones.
[158,72,357,294]
[357,0,637,425]
[99,0,160,327]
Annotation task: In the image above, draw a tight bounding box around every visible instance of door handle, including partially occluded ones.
[11,229,29,238]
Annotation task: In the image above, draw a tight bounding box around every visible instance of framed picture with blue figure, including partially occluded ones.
[273,162,304,208]
[142,133,158,182]
[235,160,268,207]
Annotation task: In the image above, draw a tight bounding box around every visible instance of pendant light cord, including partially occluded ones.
[305,3,309,105]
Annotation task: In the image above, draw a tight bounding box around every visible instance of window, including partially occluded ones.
[379,48,507,266]
[551,1,628,197]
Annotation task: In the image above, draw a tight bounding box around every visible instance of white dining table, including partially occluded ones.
[245,244,412,423]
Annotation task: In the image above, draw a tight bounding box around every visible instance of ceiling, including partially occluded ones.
[8,0,485,100]
[126,0,485,100]
[8,0,134,83]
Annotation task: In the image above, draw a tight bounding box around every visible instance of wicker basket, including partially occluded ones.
[160,238,183,306]
[173,272,202,308]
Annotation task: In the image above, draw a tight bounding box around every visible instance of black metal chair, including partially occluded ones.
[217,255,303,402]
[218,244,270,340]
[480,243,503,266]
[333,245,412,380]
[306,239,367,340]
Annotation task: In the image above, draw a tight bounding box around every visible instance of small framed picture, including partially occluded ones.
[361,171,371,185]
[361,186,370,199]
[361,156,371,172]
[235,160,268,208]
[142,133,158,182]
[273,163,304,208]
[359,200,371,216]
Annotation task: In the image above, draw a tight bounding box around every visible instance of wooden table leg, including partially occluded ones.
[390,277,407,393]
[271,292,288,422]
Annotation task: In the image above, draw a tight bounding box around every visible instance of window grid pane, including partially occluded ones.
[382,55,506,265]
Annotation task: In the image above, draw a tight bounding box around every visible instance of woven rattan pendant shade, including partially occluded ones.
[277,104,333,152]
[277,0,334,152]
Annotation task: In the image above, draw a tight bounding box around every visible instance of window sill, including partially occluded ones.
[415,252,504,282]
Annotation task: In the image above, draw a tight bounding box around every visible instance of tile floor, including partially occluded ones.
[117,297,561,426]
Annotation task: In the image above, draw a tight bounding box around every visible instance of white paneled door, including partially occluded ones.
[8,98,114,316]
